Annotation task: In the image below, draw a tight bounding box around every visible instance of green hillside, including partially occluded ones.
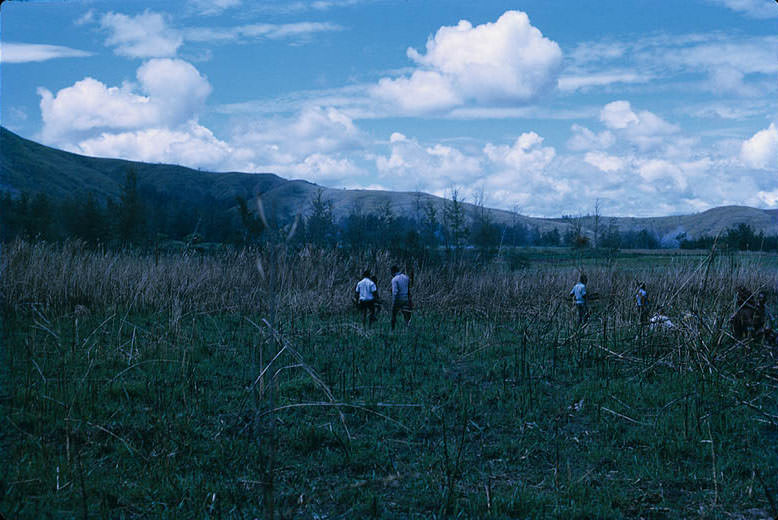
[0,127,564,233]
[0,126,286,205]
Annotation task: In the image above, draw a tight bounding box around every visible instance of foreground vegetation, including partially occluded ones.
[2,241,777,518]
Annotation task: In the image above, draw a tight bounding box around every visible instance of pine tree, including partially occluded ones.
[80,192,108,246]
[117,168,146,245]
[306,189,335,246]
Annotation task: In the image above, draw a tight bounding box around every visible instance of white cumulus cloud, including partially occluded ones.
[372,10,562,114]
[233,106,362,156]
[600,100,640,129]
[584,151,624,173]
[757,189,778,206]
[99,11,183,58]
[480,132,560,207]
[289,153,362,181]
[741,123,778,169]
[483,132,556,174]
[567,124,615,151]
[38,59,211,144]
[600,101,678,150]
[136,59,212,126]
[35,59,238,171]
[635,159,688,191]
[38,78,158,142]
[76,122,239,170]
[374,133,481,189]
[229,107,365,182]
[373,71,462,115]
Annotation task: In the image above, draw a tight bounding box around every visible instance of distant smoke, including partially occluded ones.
[661,226,686,248]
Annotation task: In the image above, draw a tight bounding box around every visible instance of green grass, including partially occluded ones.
[2,243,777,518]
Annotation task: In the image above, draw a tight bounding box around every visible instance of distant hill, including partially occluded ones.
[0,126,286,206]
[553,206,778,244]
[0,127,565,233]
[604,207,778,242]
[1,127,776,240]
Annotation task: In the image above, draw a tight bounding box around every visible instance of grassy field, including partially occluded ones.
[2,241,777,518]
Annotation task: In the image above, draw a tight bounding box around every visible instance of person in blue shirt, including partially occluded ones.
[635,282,649,323]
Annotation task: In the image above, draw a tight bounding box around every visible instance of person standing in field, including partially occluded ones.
[390,265,412,330]
[635,282,649,323]
[570,273,588,325]
[731,286,756,339]
[355,270,378,326]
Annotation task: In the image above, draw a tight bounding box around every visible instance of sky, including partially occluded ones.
[1,0,777,217]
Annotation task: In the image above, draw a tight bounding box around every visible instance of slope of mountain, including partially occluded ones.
[0,127,564,232]
[618,206,778,239]
[0,127,286,205]
[559,206,778,242]
[2,126,776,239]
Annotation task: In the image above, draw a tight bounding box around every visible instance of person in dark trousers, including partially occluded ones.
[570,273,588,325]
[635,282,649,323]
[355,269,378,326]
[390,265,412,330]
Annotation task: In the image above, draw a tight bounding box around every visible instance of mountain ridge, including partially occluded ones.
[2,126,776,239]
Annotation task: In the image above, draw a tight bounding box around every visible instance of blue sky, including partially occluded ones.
[1,0,777,217]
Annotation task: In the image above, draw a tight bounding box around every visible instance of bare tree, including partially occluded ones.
[421,200,439,247]
[413,188,425,224]
[443,187,467,251]
[471,186,499,250]
[592,198,602,249]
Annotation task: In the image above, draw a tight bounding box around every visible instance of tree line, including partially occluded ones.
[1,170,235,247]
[679,223,778,252]
[2,169,777,253]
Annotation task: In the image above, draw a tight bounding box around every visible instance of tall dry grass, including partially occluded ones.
[2,240,776,324]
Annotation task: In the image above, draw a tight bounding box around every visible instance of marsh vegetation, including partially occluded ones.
[2,241,777,518]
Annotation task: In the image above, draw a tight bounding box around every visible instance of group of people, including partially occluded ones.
[569,273,649,325]
[354,266,412,329]
[353,267,773,342]
[570,274,774,343]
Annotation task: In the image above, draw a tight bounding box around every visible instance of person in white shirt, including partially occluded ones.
[355,270,378,326]
[570,273,588,324]
[390,265,412,330]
